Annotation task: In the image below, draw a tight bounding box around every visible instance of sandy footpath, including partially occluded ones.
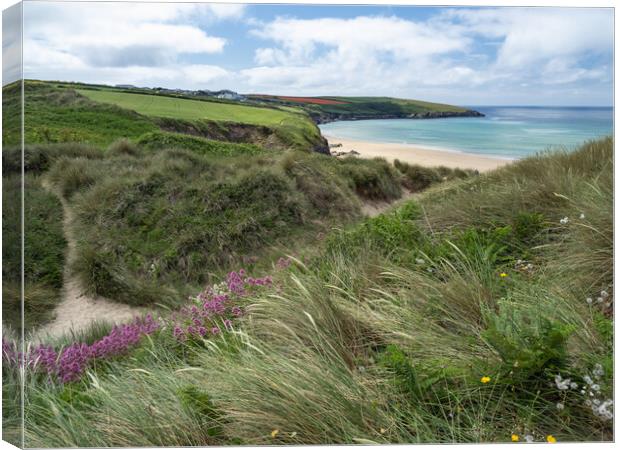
[31,180,147,342]
[324,134,511,172]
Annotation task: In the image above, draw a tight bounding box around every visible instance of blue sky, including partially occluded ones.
[4,2,614,106]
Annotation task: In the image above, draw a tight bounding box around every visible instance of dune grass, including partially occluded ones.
[135,131,265,157]
[44,141,408,308]
[5,137,612,446]
[2,143,108,334]
[2,167,69,335]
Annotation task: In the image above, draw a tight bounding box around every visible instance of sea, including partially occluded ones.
[318,106,613,160]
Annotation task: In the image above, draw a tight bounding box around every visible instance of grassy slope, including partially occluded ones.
[14,81,326,152]
[12,138,613,446]
[2,82,471,329]
[320,96,469,113]
[250,94,471,119]
[45,143,405,307]
[78,89,301,126]
[77,88,324,151]
[2,144,105,335]
[18,81,157,147]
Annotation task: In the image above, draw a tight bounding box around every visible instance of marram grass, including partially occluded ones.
[3,137,613,446]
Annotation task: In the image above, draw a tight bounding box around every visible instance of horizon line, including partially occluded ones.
[4,78,614,109]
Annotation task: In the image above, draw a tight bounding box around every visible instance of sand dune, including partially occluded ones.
[32,180,147,342]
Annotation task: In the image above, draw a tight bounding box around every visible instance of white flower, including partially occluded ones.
[592,363,605,377]
[595,399,614,421]
[586,297,593,304]
[415,258,425,265]
[579,213,585,219]
[556,402,564,410]
[570,382,578,389]
[427,268,433,273]
[592,384,601,392]
[526,263,533,270]
[596,297,604,303]
[581,390,586,395]
[555,374,571,390]
[525,435,534,443]
[600,290,609,298]
[560,217,569,225]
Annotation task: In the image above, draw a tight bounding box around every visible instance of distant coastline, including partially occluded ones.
[312,109,484,125]
[319,106,613,160]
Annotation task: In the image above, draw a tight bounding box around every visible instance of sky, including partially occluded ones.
[2,2,615,106]
[2,2,21,85]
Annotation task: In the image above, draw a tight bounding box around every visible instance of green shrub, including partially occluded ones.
[380,344,424,400]
[281,151,360,218]
[3,143,103,175]
[135,131,264,157]
[394,159,476,192]
[2,174,66,332]
[177,386,224,437]
[338,156,402,201]
[395,160,441,191]
[482,311,575,383]
[70,163,309,304]
[326,201,424,261]
[512,212,546,246]
[47,157,104,199]
[107,138,140,157]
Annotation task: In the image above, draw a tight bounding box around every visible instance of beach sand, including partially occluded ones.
[323,135,511,172]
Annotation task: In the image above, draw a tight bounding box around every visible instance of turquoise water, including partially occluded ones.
[319,106,613,159]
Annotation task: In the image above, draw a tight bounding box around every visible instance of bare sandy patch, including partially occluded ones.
[32,181,147,342]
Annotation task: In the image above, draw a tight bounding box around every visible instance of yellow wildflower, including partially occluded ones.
[546,435,557,443]
[511,434,519,442]
[271,429,279,438]
[480,376,491,384]
[500,272,508,278]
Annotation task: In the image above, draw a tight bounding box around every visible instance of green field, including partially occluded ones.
[322,96,469,113]
[249,94,474,121]
[78,89,306,127]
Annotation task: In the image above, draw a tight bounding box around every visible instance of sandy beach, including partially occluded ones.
[323,134,511,172]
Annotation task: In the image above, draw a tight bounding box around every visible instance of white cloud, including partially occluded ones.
[243,15,486,95]
[444,8,613,67]
[22,2,243,87]
[242,8,612,104]
[16,4,613,105]
[251,16,469,63]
